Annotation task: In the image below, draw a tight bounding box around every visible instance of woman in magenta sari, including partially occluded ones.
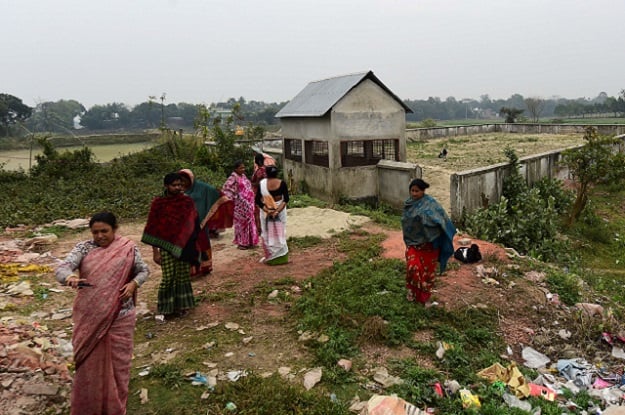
[222,159,258,250]
[55,212,149,415]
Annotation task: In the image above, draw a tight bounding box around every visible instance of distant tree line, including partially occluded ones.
[404,90,625,123]
[2,89,625,136]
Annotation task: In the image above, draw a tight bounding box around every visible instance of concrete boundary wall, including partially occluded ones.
[449,134,625,221]
[407,123,625,141]
[377,160,422,208]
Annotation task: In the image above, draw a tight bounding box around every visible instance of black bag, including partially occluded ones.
[454,244,482,263]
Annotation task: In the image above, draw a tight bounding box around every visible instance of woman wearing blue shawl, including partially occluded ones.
[401,178,456,304]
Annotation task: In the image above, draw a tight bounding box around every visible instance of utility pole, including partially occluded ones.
[160,93,166,130]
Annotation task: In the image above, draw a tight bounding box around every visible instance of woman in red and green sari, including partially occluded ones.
[401,179,456,305]
[142,172,209,316]
[55,212,149,415]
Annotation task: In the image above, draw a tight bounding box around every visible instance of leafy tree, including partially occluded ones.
[194,103,252,175]
[0,93,32,136]
[129,101,161,129]
[499,107,524,123]
[26,99,85,133]
[80,103,130,130]
[561,126,625,226]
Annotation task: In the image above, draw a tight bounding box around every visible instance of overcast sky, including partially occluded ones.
[2,0,623,109]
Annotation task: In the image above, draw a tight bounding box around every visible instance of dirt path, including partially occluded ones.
[1,206,551,414]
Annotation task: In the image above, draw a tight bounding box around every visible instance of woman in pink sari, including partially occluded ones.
[222,159,258,250]
[55,212,149,415]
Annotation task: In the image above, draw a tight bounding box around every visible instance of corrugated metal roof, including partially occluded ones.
[275,70,412,118]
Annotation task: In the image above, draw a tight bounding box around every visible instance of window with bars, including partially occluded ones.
[284,139,302,162]
[340,139,398,167]
[304,140,329,167]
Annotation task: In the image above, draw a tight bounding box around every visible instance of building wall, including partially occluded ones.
[407,123,625,141]
[283,157,419,207]
[280,115,331,140]
[448,141,623,221]
[332,165,378,200]
[332,79,407,162]
[377,160,421,208]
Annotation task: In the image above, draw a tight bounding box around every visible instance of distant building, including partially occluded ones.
[276,70,413,203]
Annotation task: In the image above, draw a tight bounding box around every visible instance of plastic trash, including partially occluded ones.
[503,393,531,411]
[522,346,550,369]
[459,389,481,409]
[190,372,207,385]
[225,402,237,411]
[528,383,556,401]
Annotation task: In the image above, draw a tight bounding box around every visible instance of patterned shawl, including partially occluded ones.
[401,194,456,273]
[142,192,207,263]
[72,235,135,367]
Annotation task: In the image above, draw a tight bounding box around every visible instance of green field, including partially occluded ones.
[0,142,157,171]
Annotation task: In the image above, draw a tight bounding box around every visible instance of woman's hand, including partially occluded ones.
[119,281,138,301]
[65,275,86,289]
[153,248,162,265]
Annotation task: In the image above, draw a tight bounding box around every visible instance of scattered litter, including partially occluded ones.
[373,367,404,388]
[242,336,253,344]
[444,380,461,395]
[460,388,481,409]
[546,292,560,305]
[522,346,550,369]
[155,315,165,323]
[502,392,531,411]
[224,352,234,357]
[303,367,323,390]
[612,347,625,360]
[225,322,240,330]
[523,270,546,282]
[225,402,237,411]
[139,388,149,404]
[558,329,571,340]
[6,280,34,296]
[268,289,279,299]
[317,334,329,343]
[298,331,315,342]
[361,394,422,415]
[435,341,452,359]
[278,367,292,378]
[575,302,604,318]
[528,383,556,401]
[337,359,352,371]
[138,368,151,377]
[227,370,247,382]
[189,372,207,385]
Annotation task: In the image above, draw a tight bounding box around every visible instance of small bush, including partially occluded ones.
[545,270,581,305]
[418,118,437,128]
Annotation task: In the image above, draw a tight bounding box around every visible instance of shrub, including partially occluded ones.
[462,149,573,262]
[418,118,437,128]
